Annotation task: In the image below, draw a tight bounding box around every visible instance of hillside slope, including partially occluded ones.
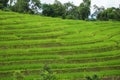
[0,10,120,80]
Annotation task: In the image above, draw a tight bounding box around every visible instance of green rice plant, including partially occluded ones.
[0,59,119,71]
[0,10,120,80]
[56,70,120,79]
[0,49,119,62]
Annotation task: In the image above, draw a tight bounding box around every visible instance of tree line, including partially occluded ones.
[0,0,120,21]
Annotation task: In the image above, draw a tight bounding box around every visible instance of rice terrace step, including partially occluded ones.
[0,10,120,80]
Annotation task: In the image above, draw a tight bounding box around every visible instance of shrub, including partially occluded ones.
[13,71,24,80]
[86,74,100,80]
[40,64,58,80]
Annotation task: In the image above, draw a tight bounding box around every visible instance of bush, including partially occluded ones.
[13,71,24,80]
[40,64,58,80]
[3,7,11,11]
[86,74,100,80]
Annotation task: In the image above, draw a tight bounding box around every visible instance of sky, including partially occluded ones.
[41,0,120,7]
[41,0,120,14]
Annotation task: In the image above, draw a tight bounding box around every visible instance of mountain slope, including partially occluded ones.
[0,10,120,80]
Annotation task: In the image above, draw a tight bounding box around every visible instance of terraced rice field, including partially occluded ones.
[0,10,120,80]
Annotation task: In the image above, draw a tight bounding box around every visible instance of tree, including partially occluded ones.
[10,0,41,14]
[30,0,41,14]
[11,0,31,13]
[42,0,65,17]
[97,7,120,21]
[63,2,78,19]
[42,4,54,16]
[77,0,91,20]
[0,0,9,9]
[52,0,65,17]
[33,0,41,8]
[91,5,104,19]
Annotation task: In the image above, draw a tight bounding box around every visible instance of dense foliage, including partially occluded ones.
[10,0,31,13]
[41,0,91,20]
[0,0,9,9]
[10,0,41,14]
[97,7,120,21]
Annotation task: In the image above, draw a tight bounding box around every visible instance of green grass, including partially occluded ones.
[0,10,120,80]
